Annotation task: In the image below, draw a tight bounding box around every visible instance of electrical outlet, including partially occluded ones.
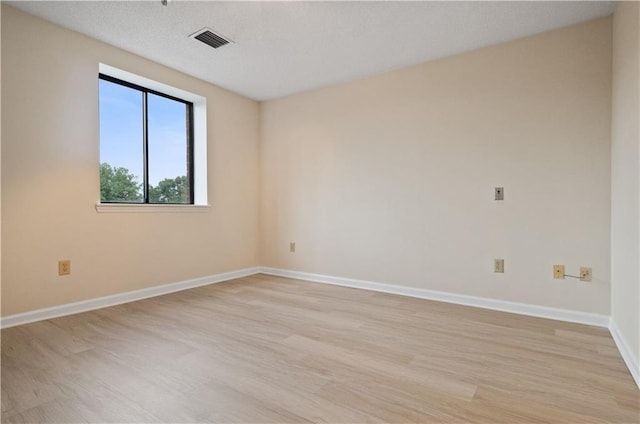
[580,267,592,282]
[290,242,296,253]
[553,265,564,279]
[58,260,71,276]
[494,259,504,273]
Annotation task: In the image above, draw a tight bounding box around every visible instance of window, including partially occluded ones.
[96,64,208,212]
[99,74,194,204]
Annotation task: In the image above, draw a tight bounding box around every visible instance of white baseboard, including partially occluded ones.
[609,318,640,389]
[3,265,636,388]
[2,266,609,330]
[0,267,261,329]
[0,265,612,330]
[259,267,610,328]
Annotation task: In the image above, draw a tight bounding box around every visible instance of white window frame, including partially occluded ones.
[96,63,209,213]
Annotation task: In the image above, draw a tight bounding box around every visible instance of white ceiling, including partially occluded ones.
[8,1,615,101]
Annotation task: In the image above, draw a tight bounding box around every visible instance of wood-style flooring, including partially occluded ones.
[2,274,638,423]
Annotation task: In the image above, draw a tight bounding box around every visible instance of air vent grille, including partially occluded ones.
[191,28,232,49]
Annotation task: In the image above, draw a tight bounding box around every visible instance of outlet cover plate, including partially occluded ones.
[553,264,565,279]
[580,267,592,282]
[494,259,504,273]
[58,260,71,276]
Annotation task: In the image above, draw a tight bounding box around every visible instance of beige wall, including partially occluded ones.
[261,18,613,314]
[0,5,3,318]
[611,1,640,364]
[1,7,618,320]
[1,6,260,316]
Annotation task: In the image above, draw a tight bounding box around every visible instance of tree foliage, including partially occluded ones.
[149,175,190,203]
[100,163,189,203]
[100,163,142,202]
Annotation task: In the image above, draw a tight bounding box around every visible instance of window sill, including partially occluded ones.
[95,203,211,213]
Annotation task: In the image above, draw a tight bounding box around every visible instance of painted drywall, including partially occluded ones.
[260,18,613,314]
[1,5,260,316]
[0,6,617,322]
[0,5,3,318]
[611,1,640,365]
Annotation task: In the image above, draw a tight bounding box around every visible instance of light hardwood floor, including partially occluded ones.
[2,274,638,423]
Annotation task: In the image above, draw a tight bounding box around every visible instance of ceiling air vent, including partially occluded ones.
[190,28,232,49]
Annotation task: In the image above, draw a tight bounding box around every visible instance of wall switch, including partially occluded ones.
[289,242,296,253]
[553,265,565,279]
[580,267,592,282]
[494,259,504,273]
[494,187,504,201]
[58,260,71,276]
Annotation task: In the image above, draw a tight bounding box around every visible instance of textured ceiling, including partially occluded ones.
[7,1,615,101]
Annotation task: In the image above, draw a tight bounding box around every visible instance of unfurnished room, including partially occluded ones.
[1,1,639,423]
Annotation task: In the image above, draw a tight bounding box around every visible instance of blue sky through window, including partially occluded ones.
[99,79,188,187]
[148,93,188,187]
